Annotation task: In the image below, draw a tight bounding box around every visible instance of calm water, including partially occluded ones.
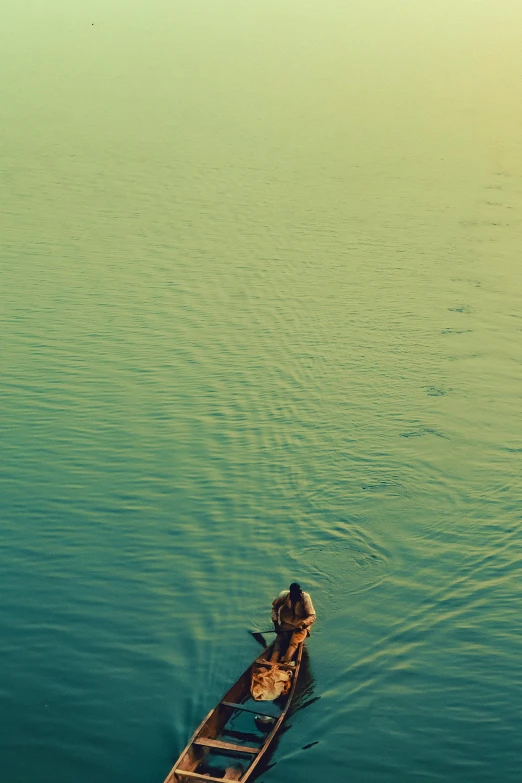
[1,1,522,781]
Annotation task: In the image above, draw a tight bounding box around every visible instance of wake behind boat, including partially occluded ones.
[163,640,303,783]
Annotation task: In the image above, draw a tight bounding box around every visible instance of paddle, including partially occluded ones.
[249,629,277,647]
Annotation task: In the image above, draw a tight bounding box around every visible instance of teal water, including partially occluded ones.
[1,1,522,781]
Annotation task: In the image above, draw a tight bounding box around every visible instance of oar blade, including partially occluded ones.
[250,631,268,647]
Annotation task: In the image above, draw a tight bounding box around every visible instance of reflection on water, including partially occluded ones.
[249,646,317,782]
[291,647,317,718]
[1,1,522,782]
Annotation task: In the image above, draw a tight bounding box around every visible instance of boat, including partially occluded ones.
[163,640,304,782]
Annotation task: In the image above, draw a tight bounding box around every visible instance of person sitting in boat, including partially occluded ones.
[270,582,316,663]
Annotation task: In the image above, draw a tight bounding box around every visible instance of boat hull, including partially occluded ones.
[163,641,303,783]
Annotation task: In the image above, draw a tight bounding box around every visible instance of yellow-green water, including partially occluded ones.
[1,1,521,781]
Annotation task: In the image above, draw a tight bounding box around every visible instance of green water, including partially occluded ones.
[1,1,522,781]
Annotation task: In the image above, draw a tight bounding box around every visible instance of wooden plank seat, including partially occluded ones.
[173,770,240,782]
[254,660,296,671]
[193,737,259,755]
[221,701,278,718]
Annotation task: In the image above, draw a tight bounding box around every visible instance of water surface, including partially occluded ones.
[1,1,522,781]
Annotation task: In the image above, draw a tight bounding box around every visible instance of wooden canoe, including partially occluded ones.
[163,640,303,783]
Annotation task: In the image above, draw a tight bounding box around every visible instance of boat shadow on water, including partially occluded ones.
[251,647,318,782]
[163,642,316,783]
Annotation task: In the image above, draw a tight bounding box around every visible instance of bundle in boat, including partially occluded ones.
[251,665,292,701]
